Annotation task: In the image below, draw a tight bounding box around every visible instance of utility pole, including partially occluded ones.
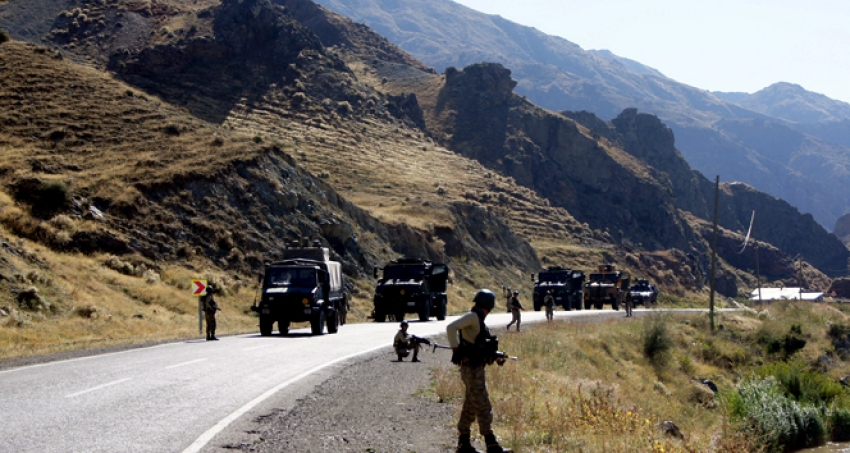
[754,212,762,304]
[709,175,719,332]
[798,256,803,300]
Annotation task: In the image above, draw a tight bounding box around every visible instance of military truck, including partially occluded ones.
[252,247,347,336]
[531,267,586,311]
[584,264,631,310]
[373,258,449,322]
[629,278,659,307]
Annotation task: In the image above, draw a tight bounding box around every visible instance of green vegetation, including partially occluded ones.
[431,302,850,452]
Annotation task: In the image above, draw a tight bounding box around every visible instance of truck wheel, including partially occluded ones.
[375,311,387,322]
[534,302,541,312]
[613,299,620,311]
[418,302,430,322]
[259,318,273,336]
[311,310,326,335]
[436,299,446,321]
[279,320,290,335]
[395,311,405,322]
[584,301,591,310]
[594,301,603,310]
[327,310,339,334]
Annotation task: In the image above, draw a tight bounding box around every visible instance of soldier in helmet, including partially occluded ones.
[543,289,555,321]
[446,289,512,453]
[202,284,221,341]
[506,290,524,332]
[393,321,421,362]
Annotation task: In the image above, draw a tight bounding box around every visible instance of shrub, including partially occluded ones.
[0,29,10,44]
[757,361,846,406]
[830,407,850,442]
[727,377,826,452]
[642,314,673,366]
[32,182,70,219]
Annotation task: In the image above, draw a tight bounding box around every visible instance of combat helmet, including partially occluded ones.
[473,289,496,311]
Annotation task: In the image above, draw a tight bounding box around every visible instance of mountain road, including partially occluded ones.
[0,308,718,452]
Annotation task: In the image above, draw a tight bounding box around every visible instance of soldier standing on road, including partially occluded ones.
[543,290,555,321]
[506,290,524,332]
[624,292,633,318]
[393,321,421,362]
[447,289,512,453]
[202,284,221,341]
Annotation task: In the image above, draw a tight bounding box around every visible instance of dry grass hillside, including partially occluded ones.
[0,0,834,361]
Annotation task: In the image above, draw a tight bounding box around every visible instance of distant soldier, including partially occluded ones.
[543,290,555,321]
[202,284,221,341]
[447,289,512,453]
[506,290,524,332]
[624,291,633,318]
[504,287,512,312]
[393,321,421,362]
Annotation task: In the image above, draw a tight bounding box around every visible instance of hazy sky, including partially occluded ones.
[451,0,850,103]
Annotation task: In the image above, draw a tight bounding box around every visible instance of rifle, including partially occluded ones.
[431,342,518,361]
[410,335,431,346]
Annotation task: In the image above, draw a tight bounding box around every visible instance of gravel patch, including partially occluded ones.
[210,343,458,453]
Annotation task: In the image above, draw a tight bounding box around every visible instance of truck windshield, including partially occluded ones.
[539,273,569,283]
[384,266,425,279]
[590,274,617,283]
[267,268,317,287]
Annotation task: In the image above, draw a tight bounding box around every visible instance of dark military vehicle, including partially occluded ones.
[531,267,586,311]
[373,258,449,322]
[584,264,631,310]
[252,247,347,336]
[629,278,659,307]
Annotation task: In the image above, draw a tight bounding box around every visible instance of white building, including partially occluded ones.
[749,287,824,302]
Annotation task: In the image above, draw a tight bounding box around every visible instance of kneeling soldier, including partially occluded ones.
[447,289,512,453]
[393,321,421,362]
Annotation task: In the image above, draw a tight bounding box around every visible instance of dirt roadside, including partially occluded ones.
[206,342,459,453]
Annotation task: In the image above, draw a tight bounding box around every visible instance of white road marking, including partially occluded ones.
[65,378,132,398]
[241,345,272,352]
[0,343,175,376]
[180,343,390,453]
[164,358,207,369]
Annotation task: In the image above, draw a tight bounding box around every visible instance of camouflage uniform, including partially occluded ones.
[202,289,220,341]
[393,328,420,362]
[447,304,512,453]
[544,292,555,321]
[506,294,523,331]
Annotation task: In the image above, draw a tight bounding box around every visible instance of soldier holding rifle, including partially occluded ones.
[446,289,512,453]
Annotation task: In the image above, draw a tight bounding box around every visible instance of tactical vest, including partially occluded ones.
[460,308,498,366]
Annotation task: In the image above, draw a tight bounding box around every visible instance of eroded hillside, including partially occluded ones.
[0,0,845,358]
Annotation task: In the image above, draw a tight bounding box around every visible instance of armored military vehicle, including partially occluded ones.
[252,247,347,336]
[373,258,448,322]
[531,267,586,311]
[629,278,659,307]
[584,264,631,310]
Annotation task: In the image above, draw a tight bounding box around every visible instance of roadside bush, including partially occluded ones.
[642,314,673,367]
[727,377,826,452]
[830,407,850,442]
[757,361,846,405]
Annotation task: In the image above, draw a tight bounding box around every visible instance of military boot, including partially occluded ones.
[484,434,512,453]
[456,434,481,453]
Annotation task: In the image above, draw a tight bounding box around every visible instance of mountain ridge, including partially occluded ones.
[311,0,850,230]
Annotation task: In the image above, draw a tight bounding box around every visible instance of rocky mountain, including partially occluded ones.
[733,82,850,124]
[310,0,850,231]
[0,0,844,324]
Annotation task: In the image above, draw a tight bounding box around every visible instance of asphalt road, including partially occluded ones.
[0,308,707,452]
